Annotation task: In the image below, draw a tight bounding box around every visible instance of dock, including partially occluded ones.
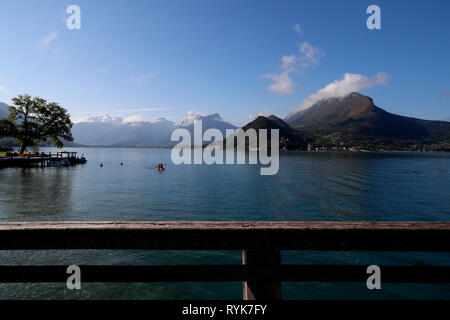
[0,151,83,168]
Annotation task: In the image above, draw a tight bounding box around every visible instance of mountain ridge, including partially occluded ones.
[284,92,450,151]
[2,96,450,151]
[72,112,237,147]
[220,115,308,150]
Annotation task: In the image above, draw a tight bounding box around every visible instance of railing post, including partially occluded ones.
[242,249,281,300]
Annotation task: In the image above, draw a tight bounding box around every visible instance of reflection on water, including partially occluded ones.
[2,148,449,222]
[0,148,449,299]
[0,167,74,220]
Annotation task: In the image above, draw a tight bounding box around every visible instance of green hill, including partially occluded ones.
[285,93,450,151]
[225,115,308,150]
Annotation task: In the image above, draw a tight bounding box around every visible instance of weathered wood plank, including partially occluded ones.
[0,265,448,283]
[1,221,449,230]
[0,221,448,251]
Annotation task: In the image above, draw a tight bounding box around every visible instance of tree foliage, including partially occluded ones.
[0,94,73,153]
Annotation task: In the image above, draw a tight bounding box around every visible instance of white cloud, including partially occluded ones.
[298,42,323,67]
[262,41,324,95]
[73,106,175,124]
[281,54,297,69]
[179,110,233,126]
[293,24,304,36]
[261,71,295,95]
[122,115,162,123]
[37,31,58,49]
[73,113,166,124]
[180,111,206,126]
[73,114,120,124]
[289,72,390,114]
[0,86,4,90]
[122,115,144,123]
[75,107,173,118]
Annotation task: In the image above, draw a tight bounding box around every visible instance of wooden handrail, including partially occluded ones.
[0,221,449,251]
[0,221,449,300]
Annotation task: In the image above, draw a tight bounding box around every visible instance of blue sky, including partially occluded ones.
[0,0,449,125]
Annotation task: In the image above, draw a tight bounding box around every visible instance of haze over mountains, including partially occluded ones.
[72,112,237,147]
[1,103,237,147]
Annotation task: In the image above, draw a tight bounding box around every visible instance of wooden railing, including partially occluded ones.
[0,221,449,300]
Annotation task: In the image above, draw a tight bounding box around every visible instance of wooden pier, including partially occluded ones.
[0,151,80,168]
[0,221,449,299]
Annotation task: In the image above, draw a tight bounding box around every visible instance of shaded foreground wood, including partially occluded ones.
[0,265,449,283]
[0,221,449,251]
[0,221,449,300]
[243,250,281,300]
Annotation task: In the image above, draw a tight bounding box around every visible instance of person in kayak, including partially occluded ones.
[156,163,165,171]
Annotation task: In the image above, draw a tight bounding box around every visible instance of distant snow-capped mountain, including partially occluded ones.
[0,102,237,147]
[72,112,237,147]
[72,116,176,147]
[180,112,237,134]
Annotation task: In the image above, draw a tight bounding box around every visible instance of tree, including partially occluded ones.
[0,118,15,139]
[3,94,73,154]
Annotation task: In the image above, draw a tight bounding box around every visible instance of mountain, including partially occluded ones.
[72,117,177,147]
[1,104,237,147]
[180,112,237,136]
[72,112,237,147]
[285,92,450,151]
[0,102,9,119]
[222,115,308,150]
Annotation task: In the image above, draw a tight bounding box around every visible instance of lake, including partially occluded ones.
[0,148,449,299]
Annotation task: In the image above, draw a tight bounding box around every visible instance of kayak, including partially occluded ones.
[155,163,167,171]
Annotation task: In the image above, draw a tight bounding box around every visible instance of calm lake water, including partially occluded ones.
[0,148,449,299]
